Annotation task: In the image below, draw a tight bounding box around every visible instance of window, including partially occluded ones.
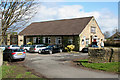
[86,38,89,45]
[33,37,41,44]
[26,38,30,44]
[68,39,73,44]
[33,37,37,43]
[43,37,51,44]
[55,37,62,44]
[82,39,84,45]
[91,27,96,33]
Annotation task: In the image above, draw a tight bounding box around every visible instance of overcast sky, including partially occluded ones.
[27,1,119,35]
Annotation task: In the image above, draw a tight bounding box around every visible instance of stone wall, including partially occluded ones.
[88,47,120,63]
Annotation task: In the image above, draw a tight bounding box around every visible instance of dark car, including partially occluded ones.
[3,49,26,62]
[82,42,99,53]
[82,47,88,53]
[38,45,63,54]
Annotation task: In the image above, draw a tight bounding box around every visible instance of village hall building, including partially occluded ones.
[18,16,104,51]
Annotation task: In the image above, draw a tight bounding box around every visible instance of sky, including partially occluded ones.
[30,1,118,35]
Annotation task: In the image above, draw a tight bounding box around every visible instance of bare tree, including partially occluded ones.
[104,31,110,39]
[112,28,119,34]
[0,0,38,45]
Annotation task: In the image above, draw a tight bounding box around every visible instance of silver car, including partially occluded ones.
[20,45,32,52]
[8,45,20,49]
[3,49,26,62]
[29,44,46,53]
[0,45,7,51]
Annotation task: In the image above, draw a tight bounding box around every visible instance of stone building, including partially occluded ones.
[18,16,104,51]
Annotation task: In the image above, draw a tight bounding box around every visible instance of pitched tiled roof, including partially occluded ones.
[19,16,93,36]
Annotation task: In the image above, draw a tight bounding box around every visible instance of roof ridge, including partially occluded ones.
[31,16,93,24]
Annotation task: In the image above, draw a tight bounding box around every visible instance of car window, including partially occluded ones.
[28,45,32,47]
[0,45,6,47]
[12,45,19,47]
[13,49,24,52]
[37,45,46,48]
[31,45,35,48]
[4,49,12,53]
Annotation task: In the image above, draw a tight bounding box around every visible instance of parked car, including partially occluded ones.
[82,47,88,53]
[20,45,32,52]
[3,49,26,62]
[0,45,7,51]
[38,45,63,54]
[29,44,46,53]
[82,42,99,53]
[8,45,20,49]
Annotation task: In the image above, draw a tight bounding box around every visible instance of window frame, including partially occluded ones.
[91,26,96,33]
[55,37,62,44]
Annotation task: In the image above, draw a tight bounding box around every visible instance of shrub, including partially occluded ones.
[65,45,75,52]
[27,42,32,45]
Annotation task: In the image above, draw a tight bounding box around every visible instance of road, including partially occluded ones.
[24,52,118,78]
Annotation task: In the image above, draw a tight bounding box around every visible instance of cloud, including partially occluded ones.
[31,4,118,33]
[37,0,119,2]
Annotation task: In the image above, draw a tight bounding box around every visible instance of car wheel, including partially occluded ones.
[60,49,62,53]
[20,58,25,61]
[8,57,13,62]
[49,50,53,54]
[24,49,27,53]
[38,50,41,54]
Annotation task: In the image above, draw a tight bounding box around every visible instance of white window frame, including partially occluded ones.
[55,37,62,44]
[26,38,30,44]
[91,26,96,33]
[43,37,51,44]
[33,37,37,43]
[68,39,73,44]
[86,38,89,45]
[38,37,41,43]
[48,37,51,44]
[43,37,45,43]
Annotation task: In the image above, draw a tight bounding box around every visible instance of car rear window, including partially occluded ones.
[13,49,24,52]
[12,45,19,47]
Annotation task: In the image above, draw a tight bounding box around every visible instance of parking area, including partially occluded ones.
[24,52,118,78]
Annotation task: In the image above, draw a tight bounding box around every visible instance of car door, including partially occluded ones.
[52,45,58,53]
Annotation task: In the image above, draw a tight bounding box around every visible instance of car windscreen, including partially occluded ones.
[37,45,46,48]
[13,49,24,52]
[46,45,53,48]
[31,45,35,48]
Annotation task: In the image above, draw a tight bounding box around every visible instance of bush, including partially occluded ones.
[27,42,32,45]
[65,45,75,52]
[105,42,120,47]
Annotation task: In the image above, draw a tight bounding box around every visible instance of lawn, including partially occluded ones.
[1,62,46,80]
[76,59,120,73]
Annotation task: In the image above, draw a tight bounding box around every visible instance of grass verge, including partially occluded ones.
[76,59,120,73]
[2,62,46,79]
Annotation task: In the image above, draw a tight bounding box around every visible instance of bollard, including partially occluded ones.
[0,48,3,80]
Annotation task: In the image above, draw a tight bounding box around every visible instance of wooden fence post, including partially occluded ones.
[0,49,3,80]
